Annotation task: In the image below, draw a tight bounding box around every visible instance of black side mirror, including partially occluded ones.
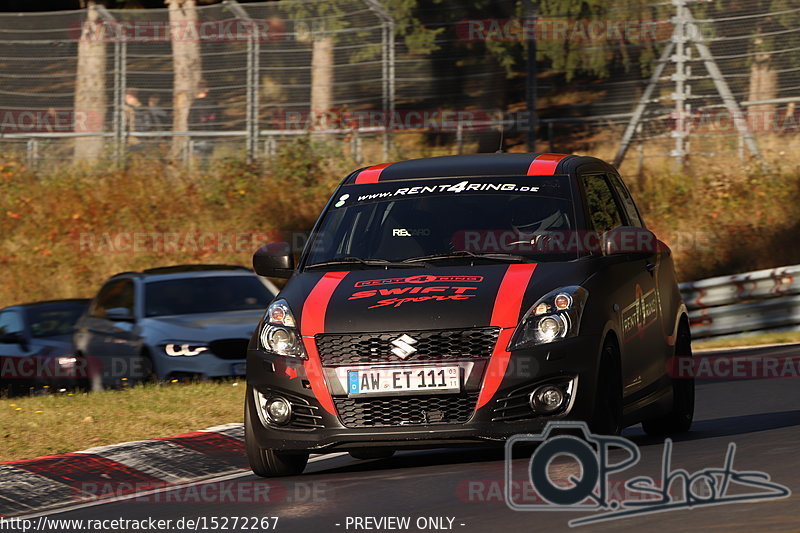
[602,226,657,257]
[253,243,294,278]
[0,331,25,345]
[105,307,135,322]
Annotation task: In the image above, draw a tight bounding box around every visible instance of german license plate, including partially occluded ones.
[347,366,460,396]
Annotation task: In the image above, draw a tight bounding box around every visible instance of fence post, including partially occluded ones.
[364,0,395,160]
[224,0,259,162]
[26,139,38,169]
[95,5,124,167]
[672,0,689,170]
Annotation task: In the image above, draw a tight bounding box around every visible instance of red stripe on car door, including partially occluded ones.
[354,162,392,184]
[476,263,538,409]
[300,271,349,415]
[526,153,568,176]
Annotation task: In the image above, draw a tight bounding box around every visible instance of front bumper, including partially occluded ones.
[153,350,247,380]
[246,334,603,452]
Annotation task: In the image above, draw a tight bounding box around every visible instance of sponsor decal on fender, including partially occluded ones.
[354,275,484,287]
[622,284,659,340]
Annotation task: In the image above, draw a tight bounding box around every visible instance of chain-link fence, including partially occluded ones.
[0,0,798,171]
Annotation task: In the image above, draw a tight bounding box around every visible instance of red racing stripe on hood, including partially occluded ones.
[526,153,568,176]
[476,263,538,409]
[354,162,392,184]
[300,271,349,415]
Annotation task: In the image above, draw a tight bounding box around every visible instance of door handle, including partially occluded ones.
[645,262,656,273]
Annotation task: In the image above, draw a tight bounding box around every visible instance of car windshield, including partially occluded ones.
[144,276,274,317]
[305,175,578,267]
[25,302,88,338]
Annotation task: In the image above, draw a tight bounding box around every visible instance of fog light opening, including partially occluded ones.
[529,384,567,415]
[265,396,292,426]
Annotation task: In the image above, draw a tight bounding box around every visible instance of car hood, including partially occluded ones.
[142,309,264,342]
[280,262,596,334]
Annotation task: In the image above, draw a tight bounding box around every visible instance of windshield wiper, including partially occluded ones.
[305,257,429,270]
[403,251,536,264]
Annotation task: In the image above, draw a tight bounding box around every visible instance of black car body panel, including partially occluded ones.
[246,153,688,454]
[0,299,90,389]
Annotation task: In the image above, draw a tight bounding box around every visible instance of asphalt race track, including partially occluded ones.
[40,344,800,532]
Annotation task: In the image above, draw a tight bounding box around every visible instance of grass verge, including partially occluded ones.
[693,331,800,351]
[0,380,244,463]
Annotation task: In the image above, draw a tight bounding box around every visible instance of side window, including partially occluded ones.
[0,310,24,336]
[581,174,625,233]
[90,279,135,318]
[608,173,644,228]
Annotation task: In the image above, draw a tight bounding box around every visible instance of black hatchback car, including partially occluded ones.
[245,153,693,476]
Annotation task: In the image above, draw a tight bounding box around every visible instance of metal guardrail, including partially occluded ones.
[679,265,800,339]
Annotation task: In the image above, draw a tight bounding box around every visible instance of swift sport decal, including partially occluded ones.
[476,263,538,409]
[349,285,480,309]
[300,271,350,415]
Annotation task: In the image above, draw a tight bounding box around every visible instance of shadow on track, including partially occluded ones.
[627,409,800,446]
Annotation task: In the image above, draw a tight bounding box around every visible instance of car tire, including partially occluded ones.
[642,322,694,436]
[349,449,396,460]
[589,338,623,436]
[245,390,309,477]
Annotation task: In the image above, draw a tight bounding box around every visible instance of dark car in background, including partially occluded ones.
[0,299,90,392]
[244,153,694,477]
[73,265,278,389]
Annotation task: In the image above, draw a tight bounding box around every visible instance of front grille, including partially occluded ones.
[335,393,479,427]
[208,339,248,360]
[316,328,500,366]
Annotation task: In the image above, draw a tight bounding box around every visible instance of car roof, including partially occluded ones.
[341,153,614,184]
[1,298,91,311]
[107,264,255,283]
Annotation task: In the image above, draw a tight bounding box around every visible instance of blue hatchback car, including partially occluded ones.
[73,265,278,388]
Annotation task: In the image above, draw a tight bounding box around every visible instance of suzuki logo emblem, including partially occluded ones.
[390,334,418,359]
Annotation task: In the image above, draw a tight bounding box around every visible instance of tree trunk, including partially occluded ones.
[748,50,777,133]
[166,0,201,159]
[310,34,333,132]
[73,1,106,162]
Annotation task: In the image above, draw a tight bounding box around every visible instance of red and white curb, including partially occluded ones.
[0,423,248,517]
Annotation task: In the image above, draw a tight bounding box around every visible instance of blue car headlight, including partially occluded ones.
[508,286,589,350]
[163,344,208,357]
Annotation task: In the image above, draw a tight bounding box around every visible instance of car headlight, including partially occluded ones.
[164,344,208,357]
[260,299,306,358]
[56,356,78,368]
[508,286,589,350]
